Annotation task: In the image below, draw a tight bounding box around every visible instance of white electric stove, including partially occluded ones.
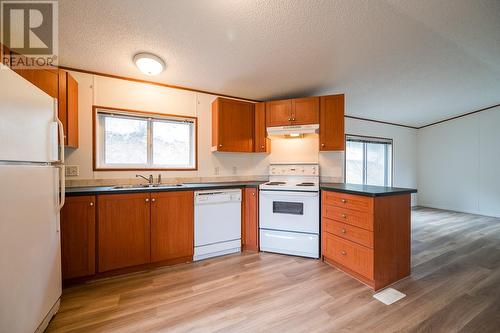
[259,163,320,258]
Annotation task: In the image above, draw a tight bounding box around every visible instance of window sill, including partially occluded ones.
[93,167,198,171]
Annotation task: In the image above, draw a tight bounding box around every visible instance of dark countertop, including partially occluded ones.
[320,183,417,197]
[67,181,416,197]
[66,181,264,196]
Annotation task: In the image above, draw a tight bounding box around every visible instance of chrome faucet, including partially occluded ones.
[136,174,154,184]
[157,174,162,185]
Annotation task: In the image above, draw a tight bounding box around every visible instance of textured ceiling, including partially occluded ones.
[58,0,500,127]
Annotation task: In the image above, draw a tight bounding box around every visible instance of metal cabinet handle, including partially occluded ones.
[288,118,291,121]
[341,251,347,256]
[219,144,223,147]
[321,143,325,147]
[151,198,156,202]
[342,214,347,219]
[341,229,346,234]
[261,145,265,149]
[89,202,94,206]
[252,192,255,196]
[145,198,149,202]
[292,118,296,121]
[341,199,347,203]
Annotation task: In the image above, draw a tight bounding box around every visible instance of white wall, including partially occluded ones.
[417,106,500,217]
[65,71,418,203]
[65,72,270,182]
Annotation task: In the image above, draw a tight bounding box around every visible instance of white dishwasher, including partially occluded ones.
[194,189,242,261]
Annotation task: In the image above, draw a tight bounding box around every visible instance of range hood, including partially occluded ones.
[267,124,319,138]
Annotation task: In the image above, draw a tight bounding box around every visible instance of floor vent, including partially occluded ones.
[373,288,406,305]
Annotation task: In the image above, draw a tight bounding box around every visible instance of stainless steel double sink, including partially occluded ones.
[112,183,185,189]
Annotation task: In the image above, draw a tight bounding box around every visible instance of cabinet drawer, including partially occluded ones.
[322,205,373,231]
[323,233,374,279]
[322,191,373,213]
[322,219,373,248]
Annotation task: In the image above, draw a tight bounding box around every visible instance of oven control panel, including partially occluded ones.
[269,164,319,176]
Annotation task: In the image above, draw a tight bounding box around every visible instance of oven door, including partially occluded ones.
[259,190,319,234]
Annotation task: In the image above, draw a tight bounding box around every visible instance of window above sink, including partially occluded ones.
[93,106,197,171]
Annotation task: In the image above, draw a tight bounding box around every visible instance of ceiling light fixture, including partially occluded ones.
[133,52,166,76]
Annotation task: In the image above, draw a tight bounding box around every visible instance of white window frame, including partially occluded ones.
[344,134,393,186]
[94,107,197,170]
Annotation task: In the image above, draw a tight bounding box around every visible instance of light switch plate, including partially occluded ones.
[65,165,79,177]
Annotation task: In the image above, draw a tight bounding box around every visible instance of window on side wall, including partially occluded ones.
[94,107,197,170]
[345,135,393,186]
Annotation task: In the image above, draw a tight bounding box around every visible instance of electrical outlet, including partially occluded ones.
[214,166,220,175]
[232,166,237,175]
[65,165,79,177]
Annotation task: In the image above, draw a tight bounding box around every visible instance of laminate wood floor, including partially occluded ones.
[47,208,500,333]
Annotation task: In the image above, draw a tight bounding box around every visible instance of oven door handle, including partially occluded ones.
[259,190,319,197]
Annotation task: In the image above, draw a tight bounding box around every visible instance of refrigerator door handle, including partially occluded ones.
[55,103,65,211]
[54,100,65,165]
[58,164,65,211]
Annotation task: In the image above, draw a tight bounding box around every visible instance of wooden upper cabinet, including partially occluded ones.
[212,97,255,152]
[320,94,345,151]
[242,187,259,251]
[266,97,319,127]
[97,193,151,272]
[3,48,79,148]
[32,69,59,98]
[254,102,269,153]
[151,191,194,263]
[8,50,59,97]
[291,97,319,125]
[265,99,292,127]
[58,70,79,148]
[60,195,96,280]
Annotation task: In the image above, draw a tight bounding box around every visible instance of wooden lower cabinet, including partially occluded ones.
[151,191,194,262]
[323,232,374,280]
[97,193,151,272]
[322,190,411,290]
[60,196,96,280]
[242,187,259,251]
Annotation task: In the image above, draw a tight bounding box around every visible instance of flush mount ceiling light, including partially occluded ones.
[133,53,166,76]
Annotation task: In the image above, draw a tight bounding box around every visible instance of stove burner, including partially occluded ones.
[265,182,286,186]
[296,182,315,186]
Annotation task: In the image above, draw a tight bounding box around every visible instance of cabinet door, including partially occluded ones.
[58,70,79,148]
[254,102,269,153]
[291,97,319,125]
[11,67,58,98]
[212,97,255,152]
[60,196,96,279]
[320,94,345,151]
[265,99,292,127]
[66,73,79,147]
[97,193,151,272]
[33,69,58,98]
[242,188,259,251]
[151,191,194,262]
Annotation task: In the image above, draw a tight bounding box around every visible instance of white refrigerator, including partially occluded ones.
[0,66,65,333]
